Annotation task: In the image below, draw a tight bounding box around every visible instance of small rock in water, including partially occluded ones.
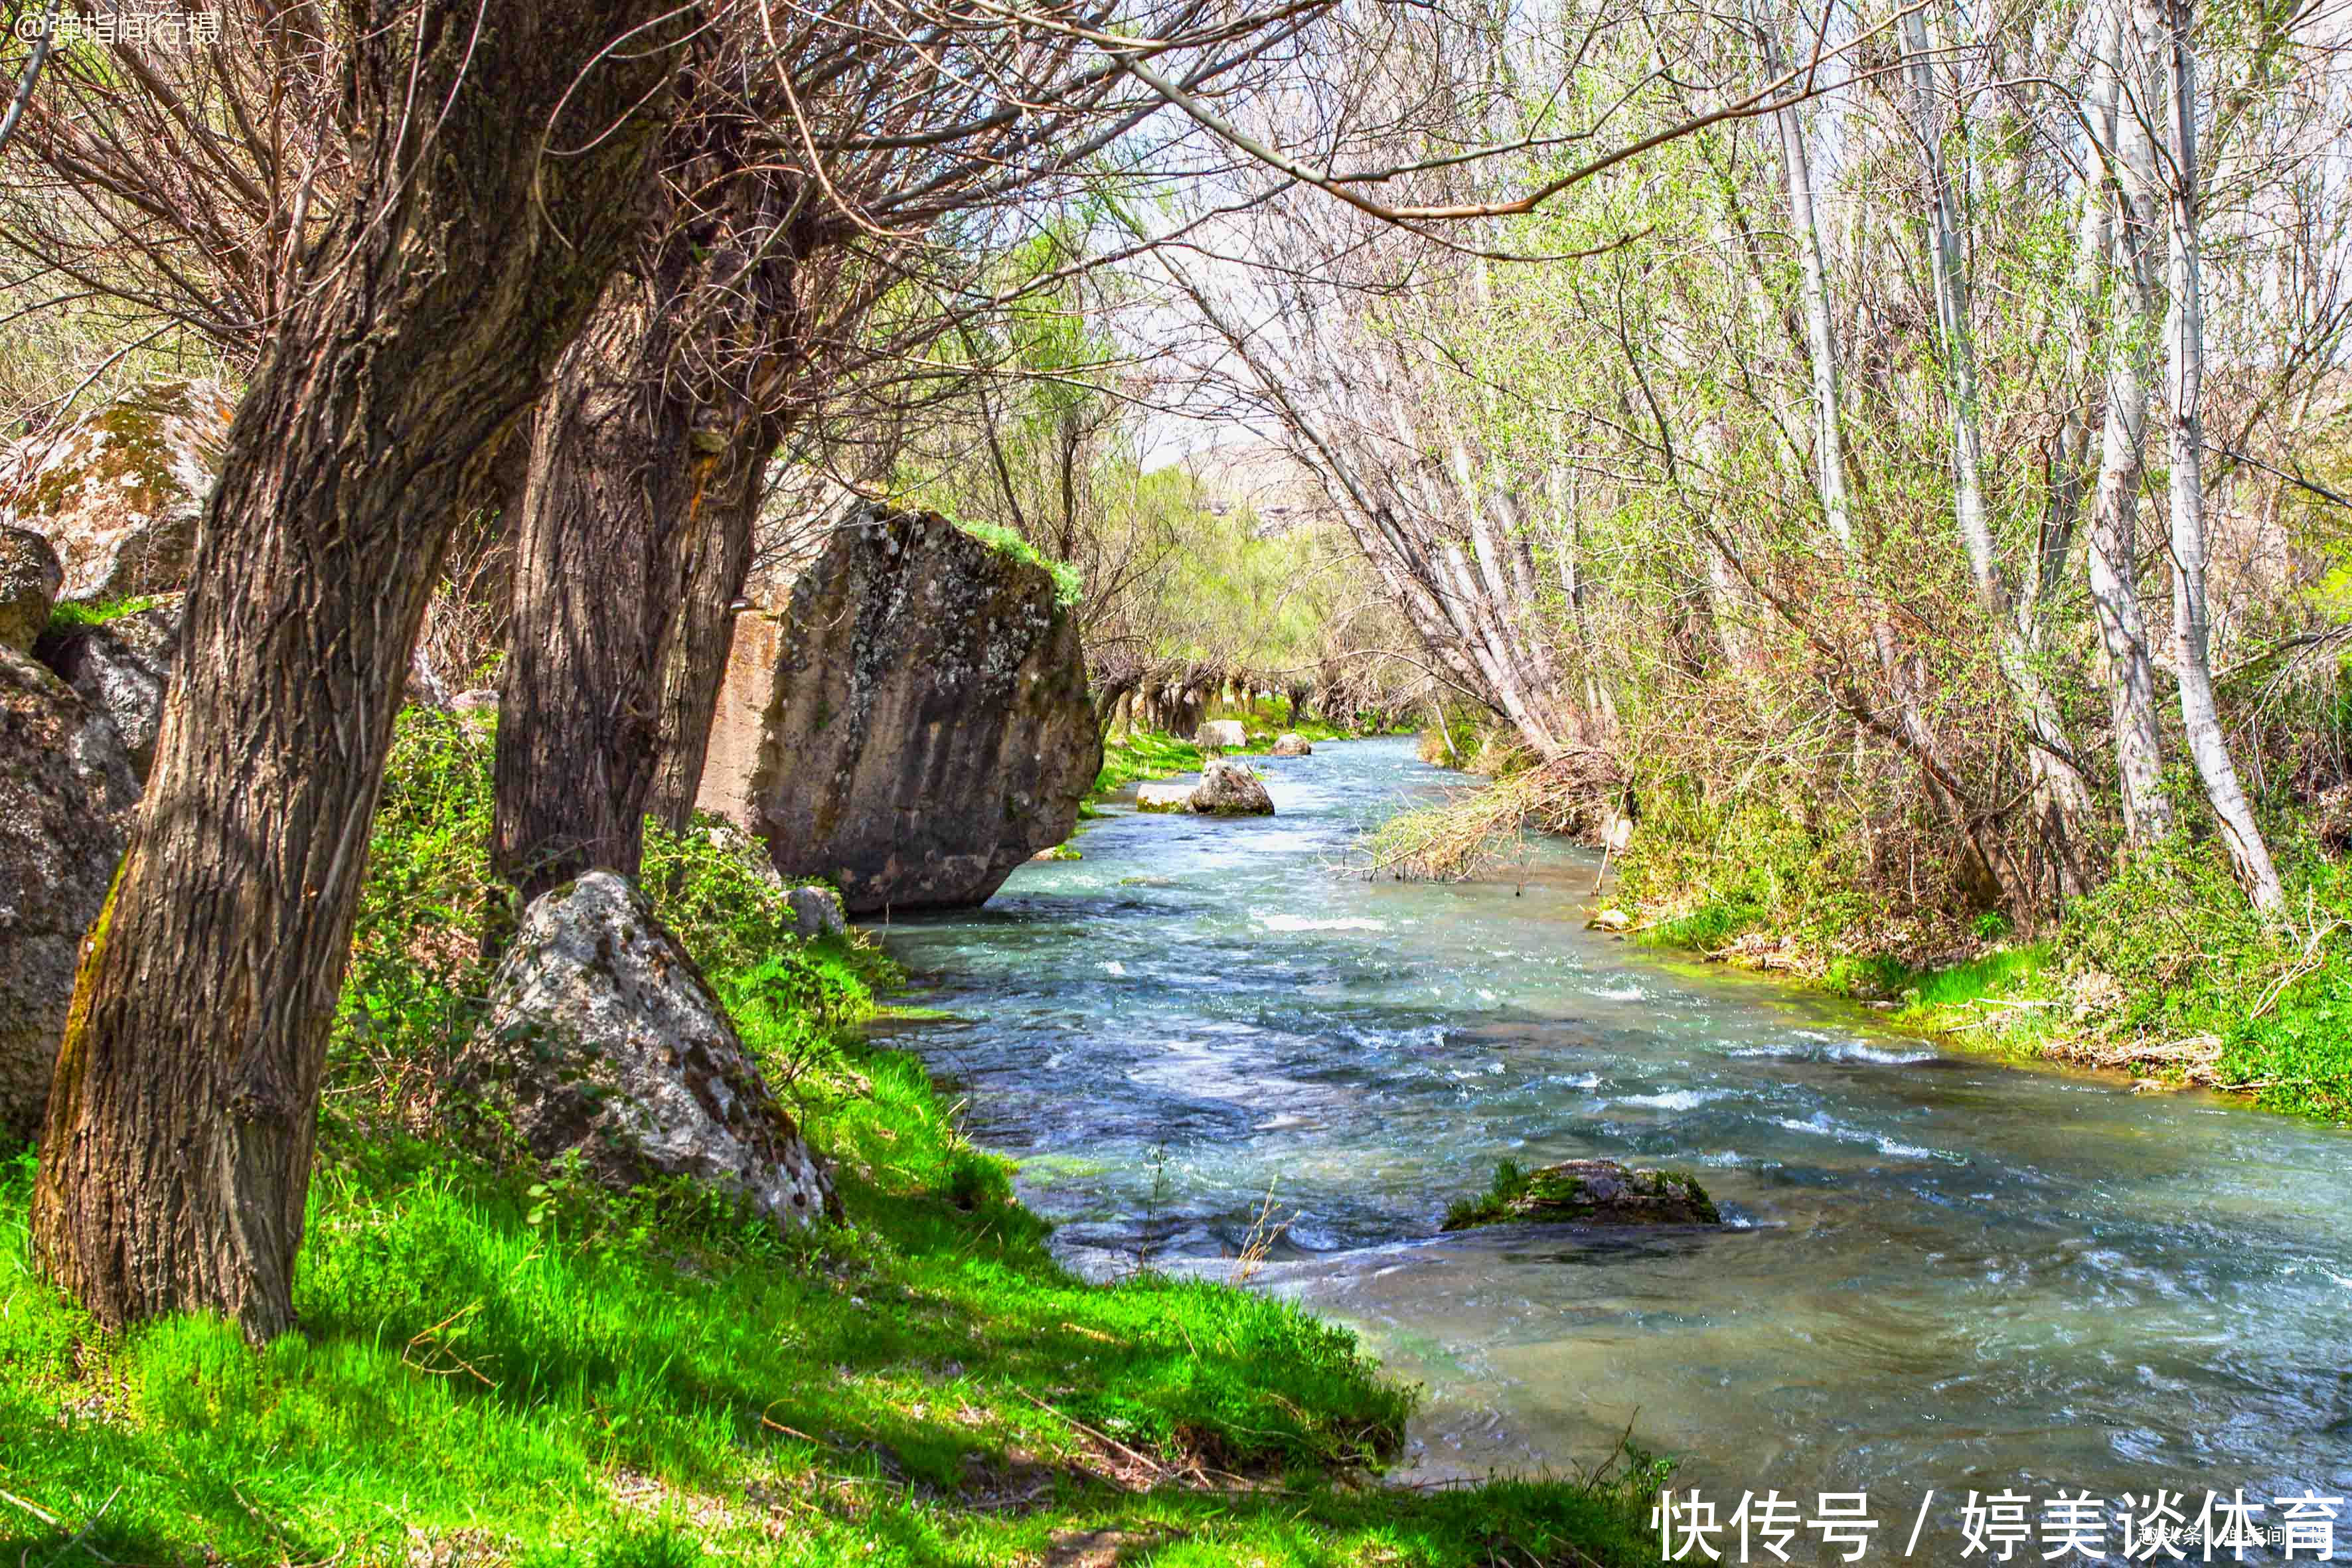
[1443,1157,1721,1230]
[1135,781,1194,813]
[1271,732,1312,757]
[1586,907,1634,931]
[1188,758,1273,817]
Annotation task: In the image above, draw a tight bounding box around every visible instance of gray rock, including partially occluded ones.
[0,645,138,1145]
[786,884,848,939]
[34,601,179,783]
[1135,781,1195,813]
[0,528,61,652]
[1196,718,1246,751]
[1271,732,1312,757]
[694,507,1101,915]
[455,872,835,1227]
[0,380,234,602]
[1443,1158,1721,1230]
[1188,758,1273,817]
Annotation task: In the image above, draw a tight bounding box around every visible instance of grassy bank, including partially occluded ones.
[1,711,1656,1565]
[1391,737,2352,1123]
[1612,798,2352,1124]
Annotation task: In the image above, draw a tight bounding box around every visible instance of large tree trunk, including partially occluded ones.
[494,276,696,902]
[501,94,809,865]
[2155,0,2282,910]
[2086,0,2176,849]
[647,437,773,834]
[31,0,680,1339]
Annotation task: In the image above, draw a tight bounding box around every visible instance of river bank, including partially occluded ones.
[0,713,1654,1565]
[1395,728,2352,1125]
[879,735,2352,1529]
[1599,840,2352,1125]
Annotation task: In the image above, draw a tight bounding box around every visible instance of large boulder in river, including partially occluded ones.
[0,528,62,652]
[35,600,180,783]
[694,507,1101,915]
[0,645,139,1146]
[1271,732,1312,757]
[1443,1158,1720,1230]
[453,873,836,1226]
[1188,758,1273,817]
[1196,718,1246,751]
[0,380,235,603]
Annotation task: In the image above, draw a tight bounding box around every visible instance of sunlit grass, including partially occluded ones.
[0,709,1660,1565]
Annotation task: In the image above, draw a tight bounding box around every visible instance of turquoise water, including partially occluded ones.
[876,737,2352,1544]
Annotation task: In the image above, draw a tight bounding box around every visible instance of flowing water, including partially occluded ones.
[876,738,2352,1551]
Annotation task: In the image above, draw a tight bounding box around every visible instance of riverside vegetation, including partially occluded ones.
[1393,728,2352,1125]
[0,711,1662,1564]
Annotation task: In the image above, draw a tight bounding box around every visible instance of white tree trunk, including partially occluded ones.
[2156,0,2282,909]
[1902,5,2096,900]
[2086,0,2177,848]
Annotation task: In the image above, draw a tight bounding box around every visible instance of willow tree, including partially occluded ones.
[30,0,690,1338]
[494,0,1299,887]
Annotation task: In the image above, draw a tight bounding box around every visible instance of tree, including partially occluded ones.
[31,0,690,1337]
[495,0,1312,876]
[2152,0,2283,909]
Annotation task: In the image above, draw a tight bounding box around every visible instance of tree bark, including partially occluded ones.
[499,80,811,872]
[2155,0,2282,910]
[32,0,680,1339]
[494,275,696,902]
[2086,0,2176,849]
[646,434,775,834]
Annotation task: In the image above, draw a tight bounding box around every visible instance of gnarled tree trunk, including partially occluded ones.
[31,0,680,1339]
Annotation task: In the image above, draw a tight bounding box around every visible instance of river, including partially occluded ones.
[874,736,2352,1551]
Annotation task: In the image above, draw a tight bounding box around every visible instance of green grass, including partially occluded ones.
[0,709,1661,1564]
[1091,718,1384,810]
[40,594,161,633]
[1618,767,2352,1121]
[954,519,1081,608]
[1091,730,1204,799]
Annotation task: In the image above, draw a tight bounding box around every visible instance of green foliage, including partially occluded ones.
[2060,836,2352,1119]
[1442,1158,1531,1229]
[1416,710,1486,770]
[42,594,160,632]
[955,516,1083,608]
[0,708,1658,1564]
[1093,729,1204,796]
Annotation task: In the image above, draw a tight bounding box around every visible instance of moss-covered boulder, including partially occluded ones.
[0,380,234,601]
[1443,1158,1721,1230]
[694,506,1101,915]
[35,600,180,783]
[1189,757,1273,817]
[453,872,836,1227]
[1135,781,1194,813]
